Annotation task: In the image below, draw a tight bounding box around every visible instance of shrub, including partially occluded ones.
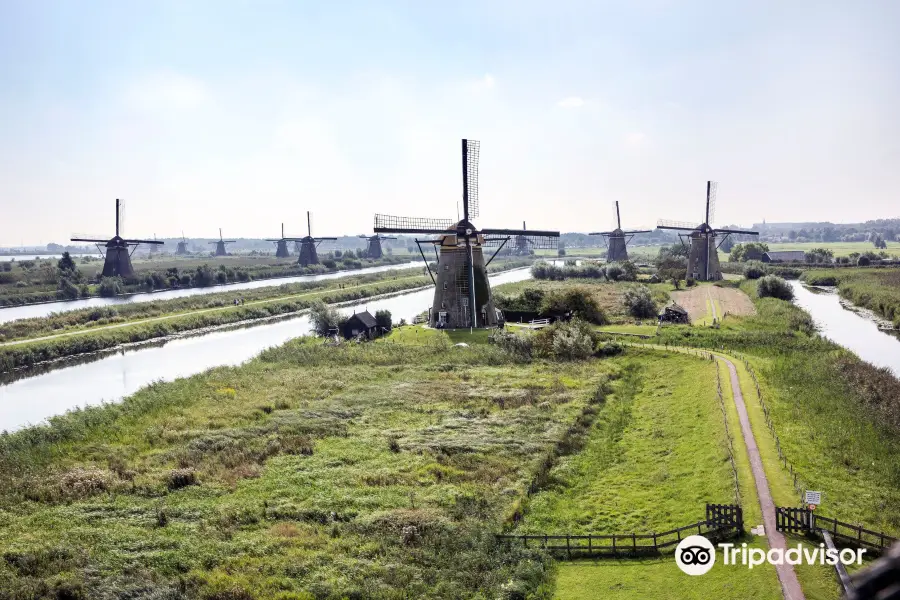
[858,255,871,266]
[539,288,608,325]
[167,468,197,490]
[757,275,794,301]
[534,319,598,360]
[605,264,624,281]
[622,285,656,318]
[489,330,534,358]
[743,261,766,280]
[98,277,124,297]
[57,278,80,300]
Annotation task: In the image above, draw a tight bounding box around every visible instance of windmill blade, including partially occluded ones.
[588,231,615,236]
[462,139,480,220]
[313,237,338,241]
[613,201,621,230]
[71,233,111,242]
[374,214,454,234]
[378,235,398,240]
[481,228,558,249]
[713,228,759,236]
[621,229,652,234]
[706,181,718,225]
[125,238,165,245]
[657,219,702,231]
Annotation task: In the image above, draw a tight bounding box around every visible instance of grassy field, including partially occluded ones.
[766,241,900,258]
[516,352,736,533]
[802,267,900,327]
[0,342,613,598]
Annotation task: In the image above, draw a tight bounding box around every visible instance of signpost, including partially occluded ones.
[804,491,823,528]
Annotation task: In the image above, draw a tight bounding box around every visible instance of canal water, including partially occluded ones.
[0,267,536,431]
[0,261,420,324]
[788,281,900,376]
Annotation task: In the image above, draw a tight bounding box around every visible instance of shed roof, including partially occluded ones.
[665,303,688,315]
[763,251,806,262]
[346,310,378,328]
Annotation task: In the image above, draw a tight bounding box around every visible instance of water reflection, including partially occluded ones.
[789,281,900,375]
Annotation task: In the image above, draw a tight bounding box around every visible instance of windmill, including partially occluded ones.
[71,199,163,277]
[657,181,759,281]
[513,222,533,256]
[359,234,397,259]
[374,139,559,329]
[176,232,189,255]
[589,201,651,262]
[297,211,336,266]
[265,223,296,258]
[209,229,236,256]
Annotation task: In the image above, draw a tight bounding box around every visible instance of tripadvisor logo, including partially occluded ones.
[676,535,716,575]
[675,535,866,575]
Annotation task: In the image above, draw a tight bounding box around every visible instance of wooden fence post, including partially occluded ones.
[566,534,571,559]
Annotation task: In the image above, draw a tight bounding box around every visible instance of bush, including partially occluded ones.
[622,285,656,318]
[858,255,871,266]
[489,330,534,358]
[194,264,216,287]
[167,468,197,490]
[534,319,598,360]
[605,264,624,281]
[539,287,608,325]
[98,277,124,297]
[743,261,766,280]
[757,275,794,301]
[57,278,80,300]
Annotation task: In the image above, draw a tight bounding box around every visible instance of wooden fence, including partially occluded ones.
[498,504,743,559]
[776,507,898,554]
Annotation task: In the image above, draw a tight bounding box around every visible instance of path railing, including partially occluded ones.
[776,507,897,554]
[498,504,743,559]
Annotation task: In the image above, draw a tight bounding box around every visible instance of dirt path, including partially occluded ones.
[671,285,756,323]
[0,276,425,347]
[720,355,805,600]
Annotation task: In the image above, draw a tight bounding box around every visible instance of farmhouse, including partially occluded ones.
[761,250,806,263]
[341,310,379,340]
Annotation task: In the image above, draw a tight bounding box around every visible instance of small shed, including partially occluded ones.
[342,310,378,340]
[659,303,689,324]
[761,251,806,263]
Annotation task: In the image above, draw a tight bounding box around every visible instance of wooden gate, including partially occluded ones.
[775,507,811,534]
[707,503,743,531]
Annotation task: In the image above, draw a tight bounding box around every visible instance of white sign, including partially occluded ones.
[804,490,822,505]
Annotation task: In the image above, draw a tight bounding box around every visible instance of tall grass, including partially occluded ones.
[802,267,900,326]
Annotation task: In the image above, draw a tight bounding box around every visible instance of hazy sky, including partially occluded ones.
[2,1,898,244]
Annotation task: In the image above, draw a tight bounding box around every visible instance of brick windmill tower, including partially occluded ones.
[266,223,297,258]
[374,139,559,328]
[590,201,650,262]
[657,182,759,281]
[71,199,163,277]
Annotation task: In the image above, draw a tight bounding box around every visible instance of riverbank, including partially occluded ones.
[801,267,900,327]
[0,273,430,373]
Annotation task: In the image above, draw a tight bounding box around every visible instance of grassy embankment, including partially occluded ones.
[0,254,417,307]
[514,350,782,599]
[0,341,613,599]
[0,271,431,372]
[803,267,900,327]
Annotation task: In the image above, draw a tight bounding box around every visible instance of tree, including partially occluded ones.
[58,278,80,300]
[57,251,77,273]
[309,300,347,336]
[98,276,124,297]
[743,262,766,280]
[622,285,656,318]
[805,248,834,264]
[730,242,770,262]
[374,309,392,331]
[719,236,735,253]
